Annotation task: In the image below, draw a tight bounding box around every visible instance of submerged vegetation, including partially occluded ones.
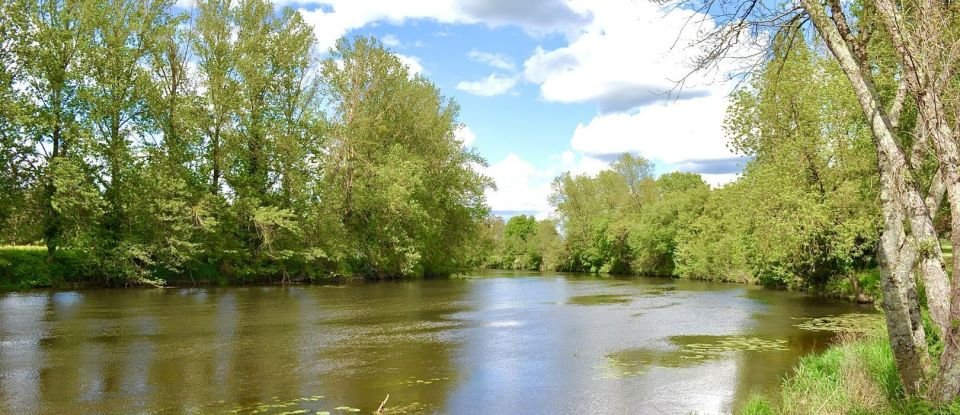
[0,0,490,287]
[602,335,792,379]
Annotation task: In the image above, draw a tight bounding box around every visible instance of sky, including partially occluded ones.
[185,0,756,218]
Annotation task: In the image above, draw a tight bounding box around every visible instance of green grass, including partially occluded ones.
[738,329,960,415]
[739,332,898,414]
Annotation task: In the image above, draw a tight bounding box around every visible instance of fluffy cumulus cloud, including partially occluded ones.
[380,34,401,47]
[456,73,519,96]
[296,1,462,50]
[484,154,553,217]
[521,0,762,183]
[457,50,521,97]
[482,151,608,217]
[525,0,752,112]
[455,0,590,32]
[569,93,740,169]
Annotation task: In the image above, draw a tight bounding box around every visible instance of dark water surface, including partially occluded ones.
[0,272,873,414]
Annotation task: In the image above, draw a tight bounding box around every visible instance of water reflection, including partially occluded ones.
[0,293,49,413]
[0,274,872,414]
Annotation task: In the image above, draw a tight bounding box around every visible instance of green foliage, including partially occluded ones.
[0,2,491,287]
[320,36,490,278]
[675,39,881,291]
[629,172,709,276]
[484,215,563,271]
[0,246,98,289]
[542,153,708,275]
[477,38,880,299]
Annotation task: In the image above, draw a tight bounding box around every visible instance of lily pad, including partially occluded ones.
[794,313,882,333]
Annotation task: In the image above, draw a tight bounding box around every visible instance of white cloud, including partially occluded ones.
[381,34,401,47]
[484,151,610,218]
[554,150,609,177]
[467,50,516,71]
[569,93,737,166]
[456,0,590,32]
[524,0,759,112]
[699,173,740,188]
[484,153,555,217]
[509,0,763,179]
[456,73,518,97]
[395,54,425,77]
[293,0,588,51]
[298,1,465,50]
[455,125,477,147]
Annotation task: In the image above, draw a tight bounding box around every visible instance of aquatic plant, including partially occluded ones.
[600,335,789,379]
[793,314,883,334]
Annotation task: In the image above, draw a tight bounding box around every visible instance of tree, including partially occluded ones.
[0,1,37,243]
[16,0,92,261]
[631,172,709,276]
[549,153,656,274]
[1,1,491,285]
[502,215,538,269]
[321,36,490,277]
[192,0,234,196]
[672,0,960,398]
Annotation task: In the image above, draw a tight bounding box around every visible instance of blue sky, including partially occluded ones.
[200,0,756,217]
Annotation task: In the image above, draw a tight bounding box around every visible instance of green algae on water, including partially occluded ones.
[599,335,790,379]
[566,294,633,305]
[793,313,882,333]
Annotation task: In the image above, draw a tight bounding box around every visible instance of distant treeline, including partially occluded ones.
[0,0,490,287]
[479,40,903,299]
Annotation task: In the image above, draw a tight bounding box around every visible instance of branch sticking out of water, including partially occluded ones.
[376,394,390,414]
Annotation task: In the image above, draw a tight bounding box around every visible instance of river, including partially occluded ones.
[0,272,873,414]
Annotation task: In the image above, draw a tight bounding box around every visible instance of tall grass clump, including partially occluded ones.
[740,330,900,415]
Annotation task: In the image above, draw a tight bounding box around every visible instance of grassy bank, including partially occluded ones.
[739,331,960,415]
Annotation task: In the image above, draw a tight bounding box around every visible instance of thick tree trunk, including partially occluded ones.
[878,151,933,393]
[873,0,960,400]
[917,88,960,402]
[874,0,954,334]
[800,0,935,393]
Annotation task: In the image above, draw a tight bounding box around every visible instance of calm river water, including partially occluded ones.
[0,272,873,414]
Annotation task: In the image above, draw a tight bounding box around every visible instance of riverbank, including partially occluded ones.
[0,245,347,291]
[485,265,882,304]
[3,243,883,302]
[739,329,960,414]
